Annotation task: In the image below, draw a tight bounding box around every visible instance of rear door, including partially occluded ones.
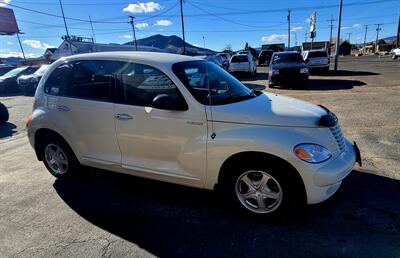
[53,60,122,167]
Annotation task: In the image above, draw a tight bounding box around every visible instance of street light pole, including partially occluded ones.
[179,0,186,55]
[375,24,382,53]
[16,33,26,62]
[334,0,343,72]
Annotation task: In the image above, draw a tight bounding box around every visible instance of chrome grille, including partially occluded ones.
[329,123,345,152]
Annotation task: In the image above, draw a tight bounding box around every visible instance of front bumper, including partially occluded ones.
[305,139,360,204]
[270,73,308,83]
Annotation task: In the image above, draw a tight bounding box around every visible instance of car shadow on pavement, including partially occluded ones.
[0,122,17,138]
[306,79,366,90]
[327,70,380,77]
[53,169,400,258]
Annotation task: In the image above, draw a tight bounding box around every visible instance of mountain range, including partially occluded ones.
[123,34,215,54]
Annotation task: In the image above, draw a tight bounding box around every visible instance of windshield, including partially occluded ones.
[231,55,248,63]
[2,67,26,78]
[172,61,256,105]
[307,51,328,58]
[34,65,50,75]
[272,53,303,64]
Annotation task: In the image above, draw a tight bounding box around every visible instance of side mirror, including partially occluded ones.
[152,94,188,111]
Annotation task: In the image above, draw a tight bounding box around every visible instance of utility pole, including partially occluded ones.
[179,0,186,55]
[287,9,291,49]
[202,36,205,49]
[89,16,96,43]
[128,16,138,51]
[16,33,26,62]
[334,0,343,72]
[396,15,399,48]
[363,25,368,53]
[59,0,72,55]
[294,32,298,47]
[327,15,337,54]
[375,23,382,53]
[304,32,308,43]
[347,32,352,42]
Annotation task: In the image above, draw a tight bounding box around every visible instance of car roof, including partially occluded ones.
[60,51,203,66]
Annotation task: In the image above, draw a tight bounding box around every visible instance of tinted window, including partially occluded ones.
[307,51,328,58]
[44,63,72,96]
[65,60,121,102]
[21,66,39,75]
[117,63,181,107]
[272,53,303,64]
[231,55,248,63]
[172,61,255,105]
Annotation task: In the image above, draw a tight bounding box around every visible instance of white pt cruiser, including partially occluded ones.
[27,52,361,219]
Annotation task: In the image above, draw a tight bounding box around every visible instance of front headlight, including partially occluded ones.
[272,69,279,75]
[300,67,308,74]
[294,144,332,163]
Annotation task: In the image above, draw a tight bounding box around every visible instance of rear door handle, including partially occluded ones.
[115,113,133,120]
[57,105,70,112]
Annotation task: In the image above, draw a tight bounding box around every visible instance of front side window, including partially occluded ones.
[116,63,181,107]
[64,60,122,102]
[172,61,256,105]
[44,63,73,96]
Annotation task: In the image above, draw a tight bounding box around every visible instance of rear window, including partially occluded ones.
[307,51,328,58]
[231,56,248,63]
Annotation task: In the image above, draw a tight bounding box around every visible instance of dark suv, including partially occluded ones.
[268,52,309,88]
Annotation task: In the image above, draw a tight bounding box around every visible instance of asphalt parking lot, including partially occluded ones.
[0,55,399,257]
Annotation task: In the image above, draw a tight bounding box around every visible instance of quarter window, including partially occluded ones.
[117,63,181,107]
[44,63,72,96]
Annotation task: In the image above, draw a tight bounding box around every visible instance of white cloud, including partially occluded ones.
[118,35,133,39]
[342,26,351,30]
[123,2,161,13]
[135,22,149,29]
[305,18,311,23]
[0,0,11,7]
[352,23,362,28]
[291,26,303,32]
[261,34,288,43]
[154,19,172,26]
[6,41,13,45]
[342,23,363,30]
[22,40,55,50]
[0,51,37,58]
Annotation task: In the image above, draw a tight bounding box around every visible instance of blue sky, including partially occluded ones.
[0,0,399,58]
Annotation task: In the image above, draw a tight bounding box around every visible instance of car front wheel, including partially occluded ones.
[392,53,398,59]
[223,162,302,219]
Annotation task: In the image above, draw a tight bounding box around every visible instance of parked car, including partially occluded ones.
[228,54,257,76]
[18,64,50,95]
[258,50,274,66]
[0,102,9,124]
[199,55,224,68]
[391,47,400,59]
[0,66,39,94]
[216,53,231,70]
[269,51,309,88]
[0,64,16,76]
[302,49,330,73]
[27,52,360,219]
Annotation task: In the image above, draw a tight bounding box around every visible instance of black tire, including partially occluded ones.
[0,102,9,125]
[392,54,398,60]
[38,135,80,179]
[221,161,304,220]
[268,80,275,88]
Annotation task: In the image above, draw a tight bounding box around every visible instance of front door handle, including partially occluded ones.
[115,113,133,120]
[57,105,70,112]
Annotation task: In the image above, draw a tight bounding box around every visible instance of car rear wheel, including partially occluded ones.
[39,136,79,178]
[392,53,398,60]
[0,102,9,124]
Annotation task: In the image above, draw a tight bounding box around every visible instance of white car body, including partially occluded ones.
[228,54,256,74]
[302,50,330,69]
[27,52,358,210]
[391,47,400,59]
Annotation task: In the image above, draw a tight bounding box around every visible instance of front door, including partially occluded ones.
[113,63,207,186]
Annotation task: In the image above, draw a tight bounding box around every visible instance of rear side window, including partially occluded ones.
[307,51,328,58]
[44,63,72,96]
[231,56,248,63]
[116,63,180,107]
[64,60,123,102]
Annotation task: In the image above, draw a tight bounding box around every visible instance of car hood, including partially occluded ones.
[209,92,326,127]
[272,63,307,69]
